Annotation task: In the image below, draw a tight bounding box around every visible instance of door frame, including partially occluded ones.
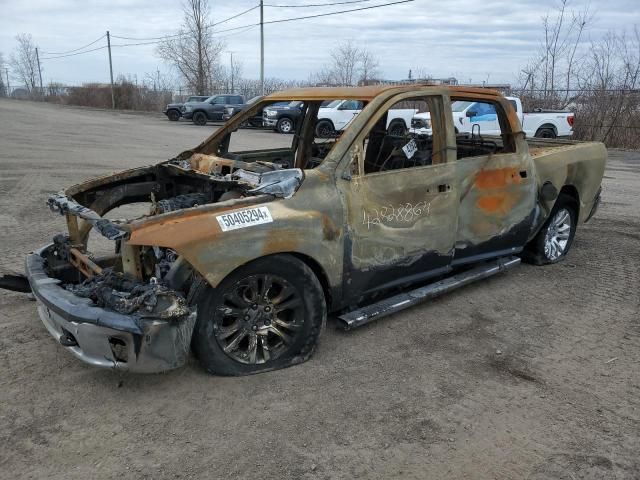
[334,92,461,300]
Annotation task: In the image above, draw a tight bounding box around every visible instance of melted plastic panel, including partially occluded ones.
[66,268,191,319]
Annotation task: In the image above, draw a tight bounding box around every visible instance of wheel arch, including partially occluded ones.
[288,252,333,310]
[316,118,335,129]
[535,123,558,137]
[202,251,334,311]
[558,184,580,217]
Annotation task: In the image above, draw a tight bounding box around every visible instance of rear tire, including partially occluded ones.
[189,254,326,375]
[167,110,180,121]
[523,194,577,265]
[193,111,208,126]
[315,120,335,138]
[535,127,556,139]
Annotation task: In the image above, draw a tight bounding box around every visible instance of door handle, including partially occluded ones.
[438,184,451,193]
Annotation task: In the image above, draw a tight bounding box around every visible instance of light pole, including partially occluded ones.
[260,0,264,96]
[230,51,234,93]
[35,47,43,95]
[107,31,115,109]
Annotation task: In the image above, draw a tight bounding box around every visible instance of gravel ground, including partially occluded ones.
[0,99,638,480]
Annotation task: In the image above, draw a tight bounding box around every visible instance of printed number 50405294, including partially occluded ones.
[216,206,273,232]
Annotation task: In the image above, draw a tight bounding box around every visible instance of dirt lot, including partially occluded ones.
[0,99,638,480]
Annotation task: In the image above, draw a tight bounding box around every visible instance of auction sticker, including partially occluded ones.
[402,139,418,159]
[216,206,273,232]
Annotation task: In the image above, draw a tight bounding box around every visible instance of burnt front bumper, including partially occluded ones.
[25,245,197,373]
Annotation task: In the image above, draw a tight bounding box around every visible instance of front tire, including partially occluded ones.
[190,254,326,375]
[167,110,180,121]
[523,194,577,265]
[192,111,208,126]
[276,117,294,134]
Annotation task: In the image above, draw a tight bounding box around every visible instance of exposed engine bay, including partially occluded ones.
[42,153,305,316]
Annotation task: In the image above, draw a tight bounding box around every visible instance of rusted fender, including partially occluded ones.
[127,169,345,290]
[530,140,607,222]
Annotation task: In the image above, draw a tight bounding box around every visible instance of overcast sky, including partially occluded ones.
[0,0,638,88]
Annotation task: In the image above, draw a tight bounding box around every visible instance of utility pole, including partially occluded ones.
[35,47,43,96]
[230,52,234,93]
[260,0,264,96]
[106,31,115,109]
[5,68,10,97]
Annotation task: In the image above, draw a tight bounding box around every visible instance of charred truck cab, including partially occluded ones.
[25,85,605,375]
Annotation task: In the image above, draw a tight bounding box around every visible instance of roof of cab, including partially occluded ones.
[264,84,503,102]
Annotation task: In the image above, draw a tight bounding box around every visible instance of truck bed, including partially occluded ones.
[526,137,606,224]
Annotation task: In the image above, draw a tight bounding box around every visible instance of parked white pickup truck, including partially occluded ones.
[315,99,415,137]
[410,96,574,139]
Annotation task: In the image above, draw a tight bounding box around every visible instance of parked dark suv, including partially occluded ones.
[263,101,305,133]
[182,94,245,126]
[163,96,210,121]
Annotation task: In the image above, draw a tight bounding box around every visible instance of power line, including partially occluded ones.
[265,0,375,7]
[41,24,258,59]
[40,34,106,55]
[110,4,260,42]
[39,0,413,61]
[263,0,414,25]
[213,4,260,25]
[111,24,259,48]
[111,0,413,43]
[41,45,108,60]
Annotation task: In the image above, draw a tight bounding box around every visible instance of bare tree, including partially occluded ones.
[330,40,360,85]
[156,0,225,95]
[143,69,175,93]
[10,34,39,93]
[360,50,381,84]
[523,1,591,108]
[411,67,432,81]
[223,57,243,93]
[575,28,640,146]
[46,82,65,97]
[312,40,382,86]
[236,77,308,100]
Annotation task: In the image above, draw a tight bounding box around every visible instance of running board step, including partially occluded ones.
[338,256,521,330]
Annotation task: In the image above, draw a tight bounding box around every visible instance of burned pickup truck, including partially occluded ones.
[24,85,605,375]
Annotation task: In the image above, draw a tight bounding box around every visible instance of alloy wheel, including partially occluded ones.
[544,208,572,260]
[279,119,293,133]
[213,274,305,364]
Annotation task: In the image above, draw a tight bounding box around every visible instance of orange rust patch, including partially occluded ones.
[474,167,522,189]
[477,195,506,213]
[476,192,520,215]
[321,214,340,241]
